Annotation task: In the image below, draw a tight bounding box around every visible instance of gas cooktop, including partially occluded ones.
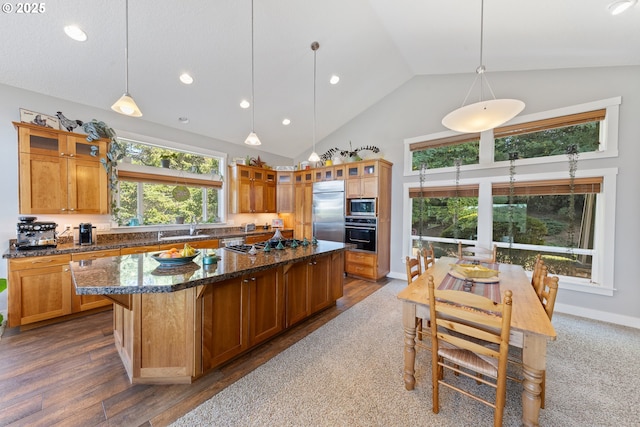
[225,239,305,254]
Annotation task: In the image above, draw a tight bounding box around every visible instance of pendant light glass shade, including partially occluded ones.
[308,42,320,163]
[442,0,523,133]
[442,98,524,133]
[245,0,261,145]
[111,93,143,117]
[244,132,261,146]
[112,0,142,117]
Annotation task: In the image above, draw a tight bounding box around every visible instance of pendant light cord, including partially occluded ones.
[125,0,130,94]
[250,0,255,132]
[313,44,317,151]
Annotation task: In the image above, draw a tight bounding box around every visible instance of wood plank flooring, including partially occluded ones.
[0,277,388,427]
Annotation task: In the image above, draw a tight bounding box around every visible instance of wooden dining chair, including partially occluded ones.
[458,242,498,263]
[427,275,513,427]
[420,243,436,271]
[531,254,543,287]
[405,255,426,340]
[405,255,422,284]
[512,272,558,409]
[532,264,549,300]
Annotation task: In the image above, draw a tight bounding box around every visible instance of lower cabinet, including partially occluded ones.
[345,250,377,280]
[200,252,342,373]
[8,254,72,327]
[71,249,120,312]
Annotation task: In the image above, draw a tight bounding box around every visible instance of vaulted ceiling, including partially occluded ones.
[2,0,638,158]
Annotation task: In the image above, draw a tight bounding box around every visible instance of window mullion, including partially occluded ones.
[476,181,493,246]
[478,129,494,166]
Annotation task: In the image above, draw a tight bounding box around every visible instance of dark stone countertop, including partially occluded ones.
[2,227,293,259]
[71,240,348,295]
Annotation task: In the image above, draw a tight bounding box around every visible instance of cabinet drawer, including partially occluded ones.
[9,254,71,271]
[72,249,120,261]
[121,245,160,255]
[345,251,376,267]
[345,263,376,279]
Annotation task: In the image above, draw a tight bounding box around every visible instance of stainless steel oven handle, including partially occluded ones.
[349,238,371,243]
[345,226,376,231]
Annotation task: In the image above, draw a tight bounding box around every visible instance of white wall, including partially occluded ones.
[0,83,291,316]
[305,65,640,326]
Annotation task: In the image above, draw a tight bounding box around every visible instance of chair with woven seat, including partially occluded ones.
[427,275,513,427]
[458,242,497,263]
[420,243,436,271]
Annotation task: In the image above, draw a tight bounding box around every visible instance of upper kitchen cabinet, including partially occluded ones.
[345,159,387,198]
[276,171,294,213]
[15,122,109,215]
[228,164,277,214]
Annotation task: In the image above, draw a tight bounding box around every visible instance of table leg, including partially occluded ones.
[402,301,417,391]
[521,333,547,427]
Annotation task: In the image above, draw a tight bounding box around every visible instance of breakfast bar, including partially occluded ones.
[71,241,347,384]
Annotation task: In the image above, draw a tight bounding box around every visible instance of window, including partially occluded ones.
[403,98,620,295]
[491,177,602,279]
[493,110,604,161]
[115,138,225,226]
[409,134,480,171]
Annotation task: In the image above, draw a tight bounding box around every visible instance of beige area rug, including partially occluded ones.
[171,280,640,427]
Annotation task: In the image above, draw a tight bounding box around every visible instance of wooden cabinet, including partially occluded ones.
[201,277,248,371]
[8,254,72,327]
[7,249,122,327]
[71,249,119,312]
[294,180,313,240]
[228,164,277,214]
[183,239,219,250]
[121,245,160,255]
[201,267,284,370]
[246,268,284,346]
[284,253,342,327]
[345,251,377,280]
[345,160,379,198]
[277,171,294,213]
[15,122,109,215]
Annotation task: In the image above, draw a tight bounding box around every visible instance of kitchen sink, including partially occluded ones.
[159,234,211,241]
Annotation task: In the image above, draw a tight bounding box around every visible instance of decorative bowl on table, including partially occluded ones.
[151,250,200,267]
[451,263,499,279]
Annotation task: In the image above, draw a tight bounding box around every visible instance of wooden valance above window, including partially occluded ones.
[409,109,605,152]
[492,177,602,196]
[494,109,606,139]
[409,133,480,152]
[408,184,479,198]
[117,169,223,188]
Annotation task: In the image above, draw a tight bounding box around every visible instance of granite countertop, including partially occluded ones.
[71,240,348,295]
[2,227,293,259]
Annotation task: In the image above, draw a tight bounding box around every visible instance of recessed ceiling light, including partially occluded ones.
[329,75,340,85]
[64,25,87,42]
[240,99,250,109]
[608,0,637,15]
[282,118,291,125]
[179,73,194,84]
[178,117,190,124]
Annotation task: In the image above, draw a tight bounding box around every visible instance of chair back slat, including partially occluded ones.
[405,255,421,284]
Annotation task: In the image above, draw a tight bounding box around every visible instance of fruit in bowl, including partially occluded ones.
[158,244,197,258]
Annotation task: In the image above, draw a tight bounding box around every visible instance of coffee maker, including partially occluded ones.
[78,223,96,246]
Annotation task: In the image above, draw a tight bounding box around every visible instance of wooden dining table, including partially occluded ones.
[397,256,556,427]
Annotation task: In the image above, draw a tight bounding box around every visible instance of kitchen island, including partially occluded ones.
[71,240,347,384]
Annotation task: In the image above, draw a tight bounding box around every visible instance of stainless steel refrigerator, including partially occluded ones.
[312,180,345,242]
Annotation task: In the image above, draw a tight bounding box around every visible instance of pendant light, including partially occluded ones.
[308,42,320,163]
[111,0,143,117]
[442,0,524,133]
[244,0,261,146]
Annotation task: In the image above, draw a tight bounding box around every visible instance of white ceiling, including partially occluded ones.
[1,0,639,159]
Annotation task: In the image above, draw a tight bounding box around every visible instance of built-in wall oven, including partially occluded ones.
[344,216,376,252]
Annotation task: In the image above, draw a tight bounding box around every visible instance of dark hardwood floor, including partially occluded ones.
[0,277,388,427]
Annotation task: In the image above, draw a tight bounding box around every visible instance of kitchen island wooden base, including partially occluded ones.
[105,251,344,384]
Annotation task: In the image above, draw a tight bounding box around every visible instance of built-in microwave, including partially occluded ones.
[348,198,376,216]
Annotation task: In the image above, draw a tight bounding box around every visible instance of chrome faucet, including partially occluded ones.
[189,216,199,236]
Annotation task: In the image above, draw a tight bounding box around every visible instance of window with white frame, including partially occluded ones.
[115,138,225,226]
[404,98,619,295]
